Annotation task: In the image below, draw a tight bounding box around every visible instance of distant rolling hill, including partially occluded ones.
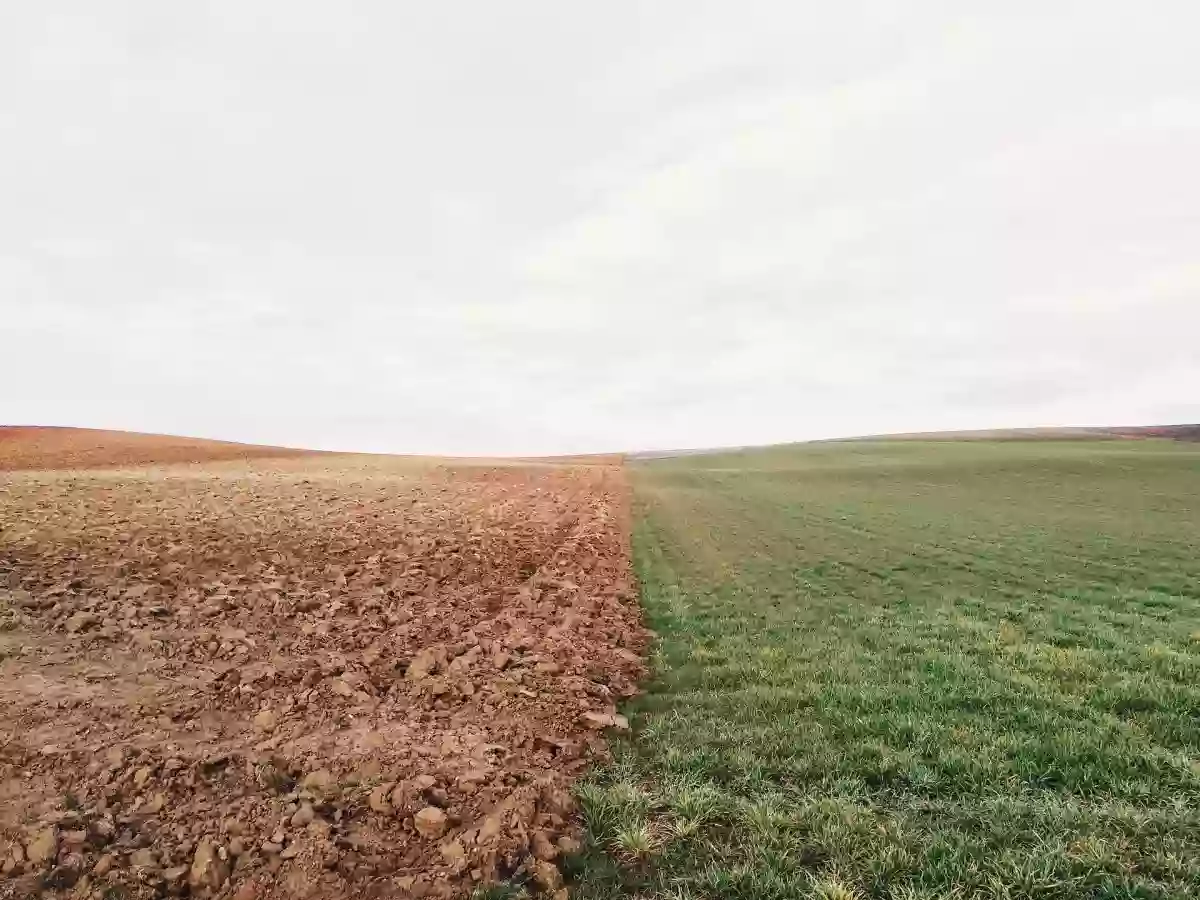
[631,424,1200,459]
[5,423,1196,470]
[0,426,314,471]
[1097,424,1200,441]
[830,425,1200,442]
[835,427,1200,446]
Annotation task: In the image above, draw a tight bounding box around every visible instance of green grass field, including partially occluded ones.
[571,440,1200,900]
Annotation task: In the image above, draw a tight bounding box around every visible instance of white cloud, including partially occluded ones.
[1,2,1198,454]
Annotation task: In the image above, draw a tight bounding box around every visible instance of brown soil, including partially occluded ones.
[1097,424,1200,441]
[826,425,1200,443]
[0,427,315,472]
[0,448,645,899]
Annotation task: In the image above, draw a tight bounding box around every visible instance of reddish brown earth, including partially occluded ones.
[827,424,1200,443]
[0,437,645,900]
[1098,424,1200,441]
[0,427,315,472]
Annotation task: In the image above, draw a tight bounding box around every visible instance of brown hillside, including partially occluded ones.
[0,426,314,471]
[829,425,1200,443]
[1098,424,1200,441]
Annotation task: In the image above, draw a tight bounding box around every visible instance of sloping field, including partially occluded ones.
[574,440,1200,899]
[0,441,645,898]
[0,427,315,471]
[1100,425,1200,441]
[831,425,1200,443]
[632,423,1200,460]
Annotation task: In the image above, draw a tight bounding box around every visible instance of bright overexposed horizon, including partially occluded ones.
[3,3,1198,455]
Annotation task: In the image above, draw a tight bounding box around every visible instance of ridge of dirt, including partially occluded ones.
[0,457,645,899]
[0,427,315,471]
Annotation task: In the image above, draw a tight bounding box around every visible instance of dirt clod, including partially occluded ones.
[130,847,159,869]
[291,803,315,827]
[64,612,98,633]
[25,828,58,867]
[189,838,230,892]
[532,859,563,891]
[367,784,394,815]
[254,709,278,732]
[301,769,333,795]
[531,831,558,861]
[413,807,448,839]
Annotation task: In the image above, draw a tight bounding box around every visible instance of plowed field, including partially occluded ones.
[0,427,315,472]
[0,441,644,900]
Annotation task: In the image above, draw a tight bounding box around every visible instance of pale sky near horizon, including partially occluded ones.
[3,3,1198,455]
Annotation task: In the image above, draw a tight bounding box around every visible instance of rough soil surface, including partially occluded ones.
[0,451,644,899]
[0,427,315,472]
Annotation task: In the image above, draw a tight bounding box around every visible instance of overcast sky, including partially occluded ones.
[3,3,1198,455]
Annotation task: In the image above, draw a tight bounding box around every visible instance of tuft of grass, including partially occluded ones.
[739,793,794,847]
[663,778,725,842]
[573,440,1200,899]
[610,820,660,860]
[576,778,655,845]
[809,875,863,900]
[472,885,530,900]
